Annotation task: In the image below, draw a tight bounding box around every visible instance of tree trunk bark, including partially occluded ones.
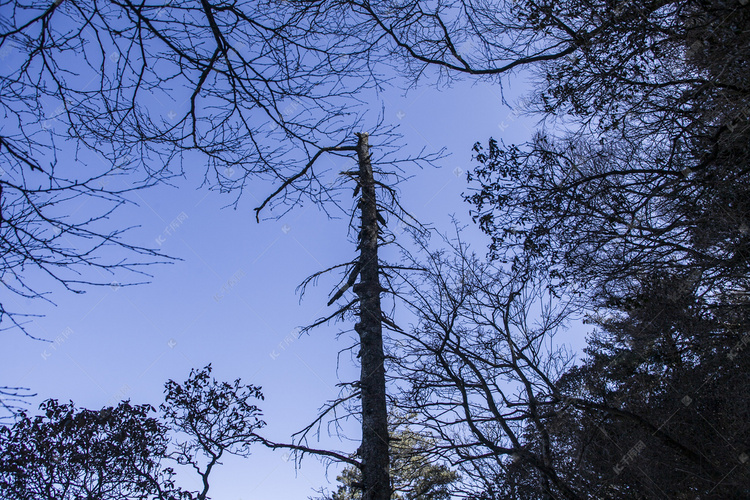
[354,132,391,500]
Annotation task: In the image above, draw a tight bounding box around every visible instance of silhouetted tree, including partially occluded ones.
[0,399,187,500]
[464,0,749,310]
[453,1,750,497]
[161,364,266,500]
[386,233,582,500]
[280,1,750,497]
[0,365,266,500]
[543,273,750,499]
[288,133,442,500]
[385,232,750,498]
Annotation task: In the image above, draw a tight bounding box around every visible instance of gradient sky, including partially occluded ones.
[1,74,574,498]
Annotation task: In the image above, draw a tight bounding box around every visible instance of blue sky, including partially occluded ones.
[1,75,571,498]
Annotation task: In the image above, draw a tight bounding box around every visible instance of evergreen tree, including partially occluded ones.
[321,421,458,500]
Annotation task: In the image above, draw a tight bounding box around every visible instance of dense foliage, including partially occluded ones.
[463,0,750,498]
[0,366,264,500]
[4,0,749,498]
[0,399,184,500]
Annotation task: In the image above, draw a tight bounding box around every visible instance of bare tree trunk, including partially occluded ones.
[354,132,391,500]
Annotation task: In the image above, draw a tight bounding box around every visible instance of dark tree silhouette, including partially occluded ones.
[0,365,266,500]
[263,2,750,496]
[462,0,750,310]
[0,399,188,500]
[546,275,750,499]
[283,133,442,500]
[382,229,750,499]
[445,1,750,497]
[389,234,582,500]
[161,364,266,500]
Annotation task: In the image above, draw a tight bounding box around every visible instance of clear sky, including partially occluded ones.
[1,74,569,498]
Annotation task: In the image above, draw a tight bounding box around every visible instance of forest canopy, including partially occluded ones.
[1,0,748,499]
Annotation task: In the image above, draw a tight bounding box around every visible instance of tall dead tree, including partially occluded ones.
[353,132,390,500]
[287,131,441,498]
